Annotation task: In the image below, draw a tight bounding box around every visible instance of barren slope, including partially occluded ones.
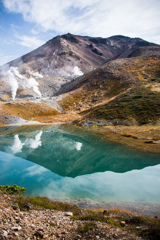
[7,33,155,76]
[0,33,157,101]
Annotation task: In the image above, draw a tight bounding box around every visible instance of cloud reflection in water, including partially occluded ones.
[10,131,43,154]
[10,135,25,153]
[25,131,43,149]
[75,142,82,151]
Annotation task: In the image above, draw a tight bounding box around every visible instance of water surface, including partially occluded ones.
[0,124,160,215]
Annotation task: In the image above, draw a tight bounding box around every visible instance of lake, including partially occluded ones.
[0,124,160,216]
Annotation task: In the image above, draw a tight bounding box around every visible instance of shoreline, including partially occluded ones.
[0,120,160,153]
[73,124,160,154]
[48,197,160,218]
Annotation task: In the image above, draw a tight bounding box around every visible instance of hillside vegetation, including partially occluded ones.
[83,86,160,125]
[59,56,160,126]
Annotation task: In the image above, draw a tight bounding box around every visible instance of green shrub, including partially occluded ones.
[0,184,25,195]
[13,195,82,212]
[78,222,96,233]
[133,95,143,99]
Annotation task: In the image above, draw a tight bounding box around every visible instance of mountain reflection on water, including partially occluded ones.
[0,124,160,178]
[0,124,160,213]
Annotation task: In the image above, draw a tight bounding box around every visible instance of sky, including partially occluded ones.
[0,0,160,66]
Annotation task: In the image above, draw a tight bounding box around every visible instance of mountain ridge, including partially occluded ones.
[4,33,157,76]
[0,33,158,101]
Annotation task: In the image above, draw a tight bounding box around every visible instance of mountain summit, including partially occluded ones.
[0,33,157,100]
[7,33,156,77]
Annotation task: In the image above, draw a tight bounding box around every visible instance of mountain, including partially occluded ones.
[7,33,156,76]
[0,33,157,101]
[0,33,160,132]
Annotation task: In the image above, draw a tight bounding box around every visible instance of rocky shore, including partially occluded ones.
[0,192,160,240]
[74,122,160,154]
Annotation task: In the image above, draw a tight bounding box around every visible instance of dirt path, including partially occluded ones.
[91,87,132,109]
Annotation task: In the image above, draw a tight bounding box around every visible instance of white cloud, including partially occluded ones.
[25,165,48,176]
[40,164,160,203]
[31,29,39,35]
[16,35,45,48]
[0,53,13,66]
[2,0,160,43]
[10,24,21,30]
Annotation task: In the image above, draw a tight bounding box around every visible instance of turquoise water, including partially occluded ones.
[0,124,160,210]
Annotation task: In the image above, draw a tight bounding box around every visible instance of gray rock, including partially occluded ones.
[74,235,81,239]
[120,221,126,227]
[65,212,73,216]
[30,224,35,229]
[11,226,22,231]
[0,190,4,195]
[34,230,44,238]
[11,203,20,211]
[2,230,8,238]
[23,203,32,210]
[13,232,19,236]
[61,231,68,234]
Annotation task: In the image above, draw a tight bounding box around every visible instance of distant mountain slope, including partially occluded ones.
[56,46,160,98]
[6,33,156,77]
[0,33,158,101]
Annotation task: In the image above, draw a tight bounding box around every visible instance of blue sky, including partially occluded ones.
[0,0,160,66]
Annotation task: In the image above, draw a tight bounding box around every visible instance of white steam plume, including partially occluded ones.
[53,65,83,79]
[3,66,42,100]
[72,66,83,78]
[6,68,19,100]
[21,77,41,96]
[31,71,43,78]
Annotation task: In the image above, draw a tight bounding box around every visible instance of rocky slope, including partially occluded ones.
[0,192,160,240]
[0,33,157,100]
[7,33,156,76]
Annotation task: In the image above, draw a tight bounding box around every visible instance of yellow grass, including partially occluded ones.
[1,101,59,121]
